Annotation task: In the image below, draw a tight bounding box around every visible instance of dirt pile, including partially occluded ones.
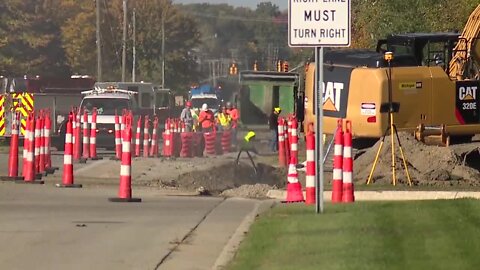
[354,132,480,186]
[220,184,277,199]
[159,161,286,195]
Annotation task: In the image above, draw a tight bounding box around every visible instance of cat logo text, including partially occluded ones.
[323,82,343,112]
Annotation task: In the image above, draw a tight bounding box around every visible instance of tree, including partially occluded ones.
[133,0,201,91]
[58,0,201,91]
[0,0,69,76]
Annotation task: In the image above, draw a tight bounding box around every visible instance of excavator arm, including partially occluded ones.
[449,4,480,80]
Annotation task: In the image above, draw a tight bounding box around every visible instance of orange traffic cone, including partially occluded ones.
[56,115,82,188]
[282,156,305,203]
[342,120,355,203]
[331,120,344,203]
[109,111,141,203]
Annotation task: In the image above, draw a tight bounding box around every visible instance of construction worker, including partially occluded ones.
[191,107,200,132]
[216,106,231,131]
[268,107,281,152]
[226,102,239,147]
[235,130,259,175]
[180,101,194,132]
[198,103,215,132]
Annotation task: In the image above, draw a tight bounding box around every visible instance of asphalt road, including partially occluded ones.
[0,183,261,270]
[0,149,266,270]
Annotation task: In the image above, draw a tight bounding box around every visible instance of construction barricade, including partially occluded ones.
[180,132,193,157]
[160,119,237,159]
[38,111,47,175]
[191,132,204,157]
[331,119,344,203]
[290,116,299,164]
[44,110,58,173]
[283,118,290,166]
[56,115,82,188]
[1,112,21,181]
[17,112,44,184]
[82,110,90,159]
[162,118,172,157]
[149,116,159,157]
[221,130,232,153]
[109,111,141,202]
[342,120,355,203]
[203,132,216,156]
[305,124,316,205]
[329,119,356,204]
[173,120,181,157]
[277,117,286,167]
[282,115,304,204]
[89,108,101,160]
[214,131,223,155]
[134,116,142,157]
[282,155,305,203]
[113,113,122,160]
[143,115,150,158]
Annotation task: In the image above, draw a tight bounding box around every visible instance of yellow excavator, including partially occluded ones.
[303,4,480,146]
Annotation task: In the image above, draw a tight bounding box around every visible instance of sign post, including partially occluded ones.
[288,0,351,214]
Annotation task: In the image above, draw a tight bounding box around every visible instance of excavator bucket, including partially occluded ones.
[414,124,450,147]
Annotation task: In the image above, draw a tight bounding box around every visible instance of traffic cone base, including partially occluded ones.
[15,180,44,185]
[282,162,305,203]
[0,176,24,181]
[342,183,355,203]
[76,158,87,164]
[56,183,83,188]
[283,182,305,203]
[108,197,142,203]
[331,180,343,203]
[305,187,315,205]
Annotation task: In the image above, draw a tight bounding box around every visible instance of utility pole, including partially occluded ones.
[212,60,217,86]
[267,43,272,71]
[121,0,127,82]
[96,0,102,81]
[161,9,166,88]
[132,8,136,82]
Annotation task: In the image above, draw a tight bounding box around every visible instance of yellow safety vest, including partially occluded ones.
[217,113,231,127]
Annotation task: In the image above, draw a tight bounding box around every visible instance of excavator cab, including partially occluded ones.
[376,33,460,71]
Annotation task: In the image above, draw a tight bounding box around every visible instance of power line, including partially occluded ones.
[183,10,288,24]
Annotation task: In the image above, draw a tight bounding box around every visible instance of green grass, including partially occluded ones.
[227,199,480,270]
[347,183,480,192]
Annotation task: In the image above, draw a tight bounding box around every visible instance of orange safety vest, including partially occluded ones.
[199,110,214,129]
[226,108,239,128]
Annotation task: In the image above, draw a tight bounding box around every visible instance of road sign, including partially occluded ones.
[288,0,351,47]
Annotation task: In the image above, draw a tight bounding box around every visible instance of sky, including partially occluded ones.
[173,0,288,11]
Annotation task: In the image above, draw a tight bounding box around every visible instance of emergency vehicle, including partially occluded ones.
[0,75,96,149]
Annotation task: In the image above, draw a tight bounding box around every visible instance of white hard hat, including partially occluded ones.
[202,103,208,111]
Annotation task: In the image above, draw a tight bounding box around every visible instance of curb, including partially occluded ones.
[212,199,276,270]
[266,190,480,201]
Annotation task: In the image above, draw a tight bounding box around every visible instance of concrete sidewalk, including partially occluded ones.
[267,190,480,201]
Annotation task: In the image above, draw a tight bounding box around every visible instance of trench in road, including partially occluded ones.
[153,196,227,269]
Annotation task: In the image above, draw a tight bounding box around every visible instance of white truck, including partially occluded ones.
[73,82,179,150]
[78,87,137,150]
[190,93,221,116]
